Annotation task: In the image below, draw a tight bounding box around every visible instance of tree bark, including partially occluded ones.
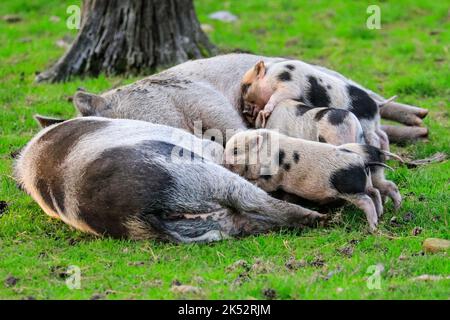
[36,0,216,82]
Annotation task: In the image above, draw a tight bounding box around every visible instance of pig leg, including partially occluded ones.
[344,194,378,232]
[367,187,383,218]
[360,120,381,149]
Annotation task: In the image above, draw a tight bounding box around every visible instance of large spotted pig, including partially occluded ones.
[14,117,325,242]
[224,129,398,231]
[241,60,391,150]
[256,98,365,145]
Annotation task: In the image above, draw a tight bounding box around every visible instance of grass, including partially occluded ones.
[0,0,449,300]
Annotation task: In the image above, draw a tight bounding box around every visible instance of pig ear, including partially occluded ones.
[254,61,266,79]
[73,91,107,116]
[34,115,66,128]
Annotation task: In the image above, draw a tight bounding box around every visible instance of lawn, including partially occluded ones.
[0,0,449,300]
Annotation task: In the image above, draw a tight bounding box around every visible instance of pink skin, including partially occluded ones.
[249,80,294,127]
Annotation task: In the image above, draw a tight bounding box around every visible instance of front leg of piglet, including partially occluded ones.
[259,89,293,127]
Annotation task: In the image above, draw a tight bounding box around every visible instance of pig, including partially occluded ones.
[241,60,391,150]
[14,117,326,242]
[257,98,365,145]
[224,129,398,231]
[258,100,402,209]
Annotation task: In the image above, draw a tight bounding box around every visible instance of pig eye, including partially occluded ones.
[233,147,238,155]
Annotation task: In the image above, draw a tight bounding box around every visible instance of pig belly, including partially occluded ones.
[282,180,338,203]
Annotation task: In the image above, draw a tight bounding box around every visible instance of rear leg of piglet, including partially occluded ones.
[344,194,379,232]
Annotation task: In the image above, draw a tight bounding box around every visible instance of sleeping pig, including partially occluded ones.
[257,99,402,209]
[14,117,326,242]
[257,98,365,145]
[241,60,391,150]
[224,129,399,231]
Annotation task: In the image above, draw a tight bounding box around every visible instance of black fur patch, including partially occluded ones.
[307,76,331,108]
[34,119,108,214]
[283,163,291,171]
[314,108,332,121]
[295,104,313,116]
[278,71,292,82]
[347,85,378,119]
[261,175,272,180]
[327,109,348,125]
[319,135,327,143]
[285,64,295,71]
[327,85,332,89]
[293,152,300,163]
[330,165,367,194]
[293,96,305,103]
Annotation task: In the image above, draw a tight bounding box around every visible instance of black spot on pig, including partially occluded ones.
[285,64,295,71]
[314,108,331,121]
[347,85,378,120]
[296,104,313,116]
[327,85,332,90]
[318,135,327,143]
[278,71,292,82]
[330,165,367,195]
[278,150,286,165]
[283,163,291,171]
[293,152,300,163]
[307,76,330,108]
[261,175,272,180]
[327,109,348,125]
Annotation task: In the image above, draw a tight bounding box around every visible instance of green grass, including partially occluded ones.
[0,0,449,300]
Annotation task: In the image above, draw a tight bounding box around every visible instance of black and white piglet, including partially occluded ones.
[14,117,325,242]
[241,60,392,150]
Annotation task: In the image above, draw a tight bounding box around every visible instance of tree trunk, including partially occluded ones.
[36,0,216,82]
